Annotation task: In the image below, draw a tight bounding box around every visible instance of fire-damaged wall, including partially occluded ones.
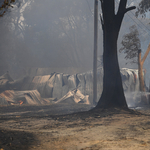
[0,67,141,105]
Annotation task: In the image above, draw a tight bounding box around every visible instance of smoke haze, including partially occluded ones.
[0,0,149,86]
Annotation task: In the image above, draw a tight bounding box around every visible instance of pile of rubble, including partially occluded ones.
[0,68,141,106]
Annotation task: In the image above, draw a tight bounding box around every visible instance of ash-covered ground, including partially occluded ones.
[0,103,150,150]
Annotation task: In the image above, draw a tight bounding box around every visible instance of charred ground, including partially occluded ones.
[0,104,150,150]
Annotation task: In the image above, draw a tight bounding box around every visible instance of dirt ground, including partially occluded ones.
[1,103,150,150]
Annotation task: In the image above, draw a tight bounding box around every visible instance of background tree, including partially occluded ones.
[119,25,150,91]
[95,0,136,109]
[135,0,150,17]
[136,0,150,92]
[119,25,140,64]
[0,0,97,78]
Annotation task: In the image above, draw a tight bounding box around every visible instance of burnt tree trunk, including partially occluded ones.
[138,50,145,91]
[95,0,135,108]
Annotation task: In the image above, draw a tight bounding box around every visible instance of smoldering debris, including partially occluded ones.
[0,67,147,107]
[0,90,45,105]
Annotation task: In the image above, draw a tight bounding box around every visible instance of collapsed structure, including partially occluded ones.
[0,67,141,106]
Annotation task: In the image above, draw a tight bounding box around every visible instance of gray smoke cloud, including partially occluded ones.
[0,0,149,87]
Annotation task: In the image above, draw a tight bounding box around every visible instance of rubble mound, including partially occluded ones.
[0,68,142,106]
[0,90,45,105]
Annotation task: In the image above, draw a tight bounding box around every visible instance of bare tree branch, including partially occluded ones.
[117,0,128,14]
[141,43,150,65]
[125,6,136,13]
[117,0,136,15]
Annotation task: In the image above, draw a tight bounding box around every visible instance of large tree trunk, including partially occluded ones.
[95,0,135,109]
[96,24,127,108]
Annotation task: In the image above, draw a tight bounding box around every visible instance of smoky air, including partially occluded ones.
[0,0,150,149]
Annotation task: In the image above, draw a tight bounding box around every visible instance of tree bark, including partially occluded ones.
[95,0,135,108]
[138,50,145,91]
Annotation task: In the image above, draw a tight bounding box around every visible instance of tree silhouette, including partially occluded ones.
[136,0,150,17]
[95,0,136,109]
[119,25,140,64]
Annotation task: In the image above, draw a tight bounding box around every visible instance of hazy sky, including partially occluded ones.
[0,0,150,85]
